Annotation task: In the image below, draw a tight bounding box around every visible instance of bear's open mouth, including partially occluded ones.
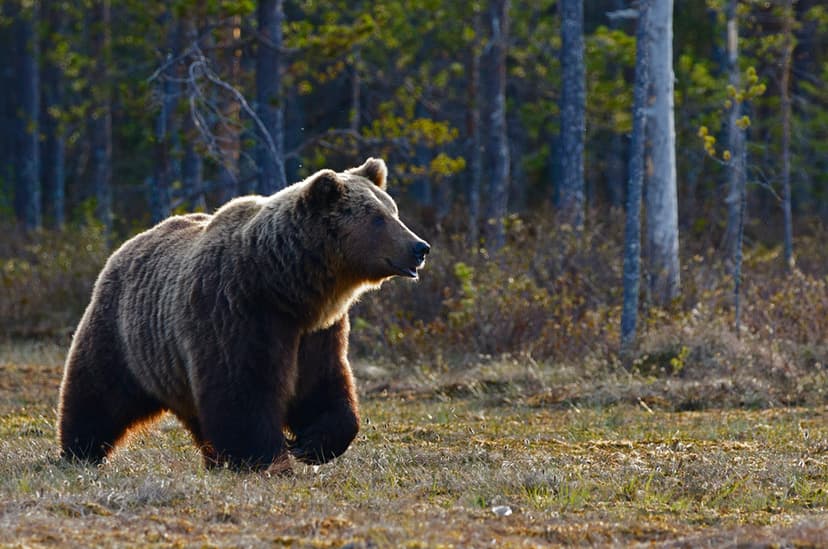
[386,258,420,279]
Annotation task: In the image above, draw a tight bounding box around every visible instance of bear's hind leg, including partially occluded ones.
[58,333,163,463]
[288,318,360,465]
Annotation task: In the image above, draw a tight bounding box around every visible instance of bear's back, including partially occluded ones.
[100,213,214,411]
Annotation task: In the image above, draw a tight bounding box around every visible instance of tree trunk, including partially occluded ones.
[410,102,433,208]
[722,0,743,259]
[733,141,747,336]
[484,0,510,251]
[90,0,113,234]
[41,1,65,229]
[0,4,13,213]
[558,0,586,229]
[151,49,174,224]
[723,0,748,336]
[466,8,483,248]
[781,0,795,270]
[645,0,680,306]
[256,0,287,195]
[12,0,41,230]
[217,16,242,203]
[509,112,527,213]
[620,0,651,355]
[350,48,361,133]
[606,0,626,210]
[179,13,206,211]
[182,141,205,211]
[607,133,626,209]
[283,87,304,184]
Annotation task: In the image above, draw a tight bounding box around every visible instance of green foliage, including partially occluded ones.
[585,26,635,134]
[3,2,828,373]
[4,209,819,374]
[446,261,475,328]
[352,216,621,365]
[631,344,689,378]
[6,0,825,236]
[282,1,469,184]
[697,65,766,161]
[0,223,108,337]
[3,6,828,545]
[350,214,827,383]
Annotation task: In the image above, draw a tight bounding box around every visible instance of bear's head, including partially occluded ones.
[304,158,430,283]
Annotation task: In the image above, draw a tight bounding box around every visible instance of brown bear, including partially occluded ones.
[57,158,429,471]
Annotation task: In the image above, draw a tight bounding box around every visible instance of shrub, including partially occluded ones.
[352,217,622,365]
[350,213,828,377]
[0,224,108,339]
[2,214,825,393]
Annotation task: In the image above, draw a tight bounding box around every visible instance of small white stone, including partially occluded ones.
[491,505,512,517]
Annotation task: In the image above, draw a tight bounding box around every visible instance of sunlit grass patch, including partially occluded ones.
[1,343,827,546]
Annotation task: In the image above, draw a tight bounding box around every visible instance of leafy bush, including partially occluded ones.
[2,215,825,397]
[0,224,108,338]
[350,217,622,366]
[350,214,828,378]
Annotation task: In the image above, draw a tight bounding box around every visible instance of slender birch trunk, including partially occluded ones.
[620,0,651,354]
[558,0,586,229]
[467,8,483,248]
[781,0,795,270]
[13,0,41,230]
[256,0,287,195]
[485,0,510,251]
[723,0,743,260]
[41,1,65,229]
[646,0,680,305]
[90,0,112,234]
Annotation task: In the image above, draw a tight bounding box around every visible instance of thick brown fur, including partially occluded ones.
[58,158,429,471]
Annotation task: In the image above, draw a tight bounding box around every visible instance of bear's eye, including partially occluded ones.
[372,214,386,227]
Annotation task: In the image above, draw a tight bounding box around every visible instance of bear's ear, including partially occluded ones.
[347,157,387,190]
[306,169,344,208]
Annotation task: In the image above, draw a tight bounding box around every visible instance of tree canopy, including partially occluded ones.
[1,1,825,239]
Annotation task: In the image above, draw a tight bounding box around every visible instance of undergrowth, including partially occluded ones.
[0,215,826,546]
[1,216,826,408]
[0,224,108,338]
[349,215,828,408]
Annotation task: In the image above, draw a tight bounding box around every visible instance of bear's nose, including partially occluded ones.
[413,241,430,264]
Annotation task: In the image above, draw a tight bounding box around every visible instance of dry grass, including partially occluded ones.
[1,341,827,547]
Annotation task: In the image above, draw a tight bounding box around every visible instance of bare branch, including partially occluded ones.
[606,9,639,21]
[284,128,414,161]
[195,52,280,164]
[149,42,281,186]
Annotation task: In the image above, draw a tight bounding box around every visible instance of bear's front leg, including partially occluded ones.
[194,329,300,472]
[288,316,360,465]
[198,390,290,471]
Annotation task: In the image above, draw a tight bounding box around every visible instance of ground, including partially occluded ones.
[1,340,827,547]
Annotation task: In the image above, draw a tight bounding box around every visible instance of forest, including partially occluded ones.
[1,1,828,546]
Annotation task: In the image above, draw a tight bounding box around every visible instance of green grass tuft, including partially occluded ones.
[1,342,827,546]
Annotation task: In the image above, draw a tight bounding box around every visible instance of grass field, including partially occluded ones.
[1,340,827,547]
